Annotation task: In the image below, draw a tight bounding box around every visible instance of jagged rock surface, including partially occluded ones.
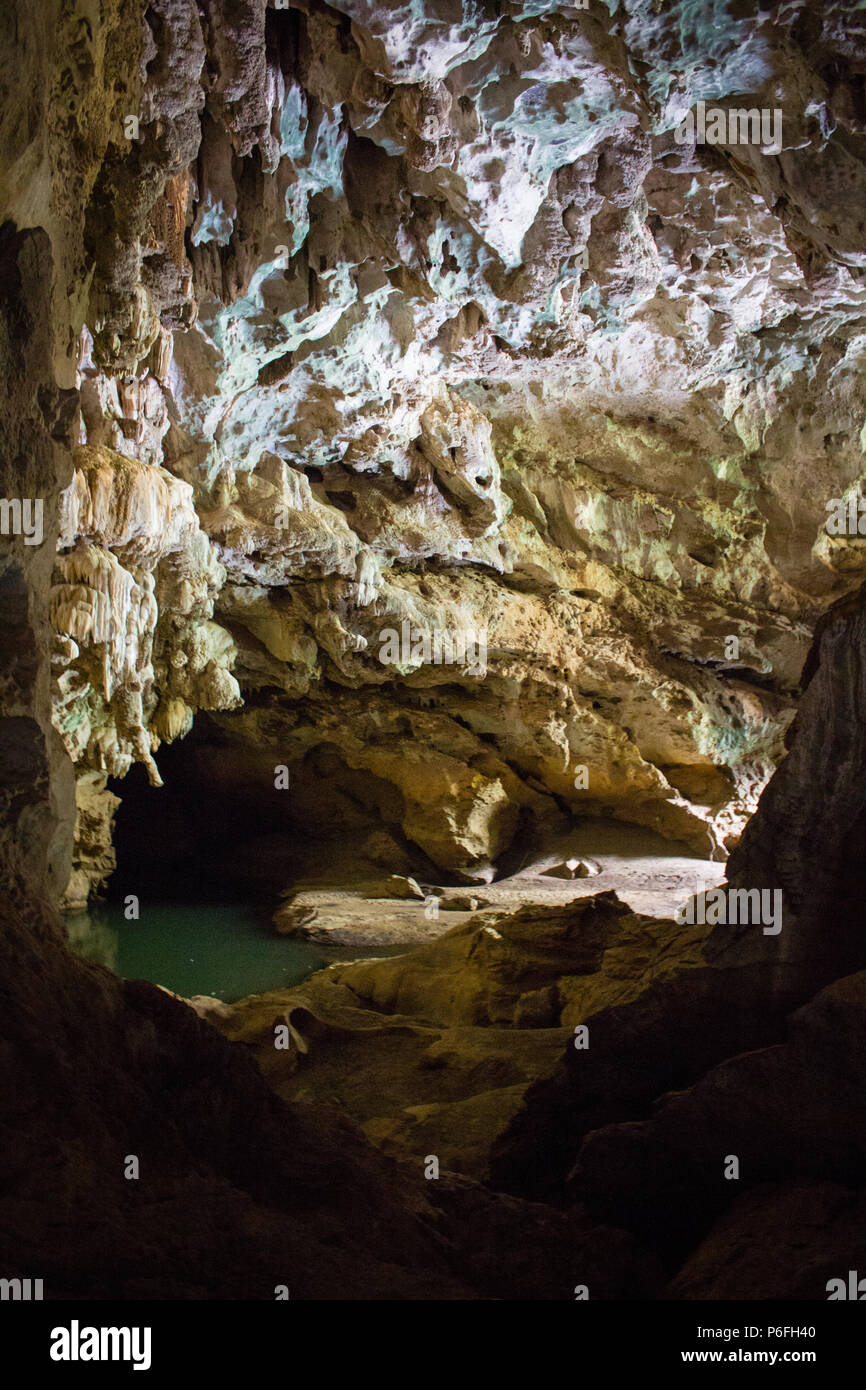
[51,442,241,905]
[485,578,866,1293]
[38,0,866,898]
[198,890,708,1179]
[708,581,866,990]
[0,886,662,1300]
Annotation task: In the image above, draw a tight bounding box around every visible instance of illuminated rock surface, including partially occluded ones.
[39,0,866,895]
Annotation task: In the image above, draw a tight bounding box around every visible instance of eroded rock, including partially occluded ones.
[42,0,866,896]
[203,891,708,1179]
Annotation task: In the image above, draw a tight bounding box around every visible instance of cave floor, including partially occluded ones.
[191,820,720,1184]
[273,819,722,950]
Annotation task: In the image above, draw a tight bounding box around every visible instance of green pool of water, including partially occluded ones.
[65,901,328,1003]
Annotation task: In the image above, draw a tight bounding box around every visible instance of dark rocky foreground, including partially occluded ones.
[0,886,660,1300]
[0,582,864,1298]
[490,583,866,1294]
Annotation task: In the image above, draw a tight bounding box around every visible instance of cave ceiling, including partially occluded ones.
[41,0,866,898]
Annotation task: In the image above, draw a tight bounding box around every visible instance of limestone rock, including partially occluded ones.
[58,772,119,912]
[710,581,866,993]
[569,970,866,1263]
[481,579,866,1243]
[542,857,599,880]
[206,891,708,1179]
[668,1181,866,1301]
[50,444,241,901]
[41,0,866,892]
[437,893,485,911]
[360,874,425,901]
[1,885,659,1300]
[273,902,319,936]
[7,0,866,1307]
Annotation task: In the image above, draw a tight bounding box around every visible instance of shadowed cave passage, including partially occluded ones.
[101,703,724,992]
[107,712,446,905]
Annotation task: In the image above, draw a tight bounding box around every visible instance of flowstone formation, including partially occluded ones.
[52,443,240,907]
[43,0,866,904]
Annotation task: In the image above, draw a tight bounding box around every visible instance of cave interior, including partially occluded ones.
[1,0,866,1311]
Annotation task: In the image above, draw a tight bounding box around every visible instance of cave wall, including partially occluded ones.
[483,578,866,1297]
[30,0,866,903]
[0,0,147,901]
[1,0,660,1302]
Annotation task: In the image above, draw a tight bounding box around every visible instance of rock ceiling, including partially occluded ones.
[42,0,866,902]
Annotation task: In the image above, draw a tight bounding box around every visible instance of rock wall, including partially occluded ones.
[31,0,866,900]
[482,577,866,1292]
[0,0,143,901]
[711,580,866,989]
[52,442,241,906]
[0,0,663,1302]
[0,883,665,1300]
[189,575,866,1295]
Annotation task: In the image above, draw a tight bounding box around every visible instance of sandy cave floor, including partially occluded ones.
[276,819,723,951]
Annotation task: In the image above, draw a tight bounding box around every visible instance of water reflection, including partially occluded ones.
[65,909,119,972]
